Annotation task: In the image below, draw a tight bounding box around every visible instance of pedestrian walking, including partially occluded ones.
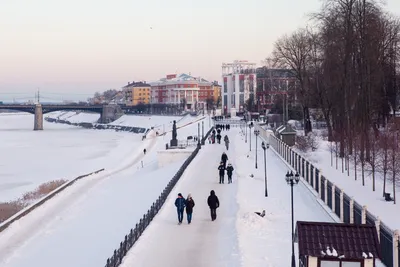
[224,135,229,150]
[226,162,234,184]
[185,194,195,224]
[174,193,186,224]
[207,190,220,221]
[221,152,228,168]
[218,162,225,184]
[143,148,147,155]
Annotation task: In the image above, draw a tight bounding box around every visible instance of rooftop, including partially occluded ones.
[122,81,151,88]
[151,73,211,85]
[296,221,381,260]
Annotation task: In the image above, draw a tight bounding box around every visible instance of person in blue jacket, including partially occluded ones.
[175,193,186,224]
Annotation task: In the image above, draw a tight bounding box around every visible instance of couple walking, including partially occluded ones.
[174,190,220,223]
[218,152,234,184]
[175,193,195,224]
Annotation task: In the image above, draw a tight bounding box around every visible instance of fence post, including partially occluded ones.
[393,230,399,267]
[340,189,344,222]
[285,144,288,161]
[312,166,316,190]
[318,170,322,199]
[350,198,354,223]
[332,184,336,212]
[362,205,367,224]
[375,217,381,242]
[324,179,328,205]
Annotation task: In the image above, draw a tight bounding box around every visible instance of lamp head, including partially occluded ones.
[295,172,300,183]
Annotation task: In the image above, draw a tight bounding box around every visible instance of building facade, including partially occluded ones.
[122,81,151,106]
[221,60,257,115]
[211,82,222,106]
[256,67,298,112]
[150,73,213,110]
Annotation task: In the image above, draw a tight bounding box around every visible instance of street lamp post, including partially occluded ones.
[201,121,204,145]
[254,129,260,169]
[198,123,201,148]
[245,120,248,143]
[285,171,300,267]
[249,122,253,151]
[261,142,270,197]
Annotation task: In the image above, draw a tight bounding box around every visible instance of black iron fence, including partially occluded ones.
[334,187,341,218]
[259,128,399,267]
[343,194,351,224]
[354,202,362,225]
[380,223,394,267]
[104,127,214,267]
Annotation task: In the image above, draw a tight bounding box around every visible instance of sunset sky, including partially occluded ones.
[1,0,399,101]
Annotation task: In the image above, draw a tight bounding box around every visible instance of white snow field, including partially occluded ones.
[0,113,143,202]
[120,127,335,267]
[0,113,212,267]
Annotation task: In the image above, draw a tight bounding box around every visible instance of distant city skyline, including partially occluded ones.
[1,0,399,102]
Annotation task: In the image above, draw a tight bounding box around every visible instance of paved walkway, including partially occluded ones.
[120,132,241,267]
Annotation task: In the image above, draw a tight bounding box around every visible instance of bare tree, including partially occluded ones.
[272,28,314,135]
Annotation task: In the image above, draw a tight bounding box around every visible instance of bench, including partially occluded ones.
[384,193,394,202]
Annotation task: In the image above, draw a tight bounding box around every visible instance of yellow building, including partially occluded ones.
[212,82,222,106]
[122,81,151,106]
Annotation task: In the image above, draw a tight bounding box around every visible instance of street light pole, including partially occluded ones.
[254,129,260,169]
[198,123,201,148]
[245,121,247,143]
[249,122,253,151]
[261,142,269,197]
[201,121,204,144]
[285,171,300,267]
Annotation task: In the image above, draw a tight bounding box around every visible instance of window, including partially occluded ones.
[320,261,340,267]
[239,80,244,92]
[342,262,361,267]
[239,94,244,106]
[320,260,362,267]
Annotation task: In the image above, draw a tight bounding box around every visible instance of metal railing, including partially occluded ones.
[104,126,214,267]
[255,124,399,267]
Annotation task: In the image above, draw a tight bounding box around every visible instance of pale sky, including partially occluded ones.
[0,0,399,101]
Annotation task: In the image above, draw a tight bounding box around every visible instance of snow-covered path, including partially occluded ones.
[121,127,336,267]
[120,132,241,267]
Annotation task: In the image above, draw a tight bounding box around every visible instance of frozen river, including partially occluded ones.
[0,112,142,201]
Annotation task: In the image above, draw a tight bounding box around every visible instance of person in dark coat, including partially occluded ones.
[221,152,228,168]
[216,133,221,144]
[218,162,225,184]
[174,193,186,224]
[207,190,220,221]
[185,194,195,224]
[226,162,234,184]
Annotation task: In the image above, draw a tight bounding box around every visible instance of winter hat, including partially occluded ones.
[178,193,182,197]
[187,193,192,199]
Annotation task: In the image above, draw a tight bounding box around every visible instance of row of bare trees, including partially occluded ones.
[270,0,400,202]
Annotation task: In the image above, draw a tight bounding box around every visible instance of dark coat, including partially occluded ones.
[207,190,220,209]
[175,197,186,210]
[226,165,234,176]
[218,165,225,175]
[221,153,228,162]
[185,198,195,214]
